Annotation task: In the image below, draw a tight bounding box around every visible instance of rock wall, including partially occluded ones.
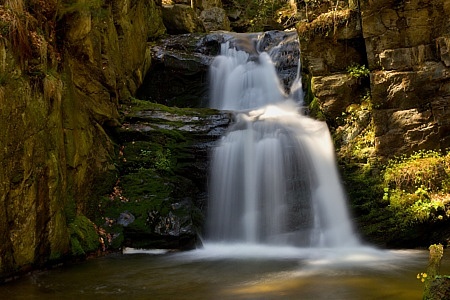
[0,0,165,280]
[299,0,450,159]
[361,0,450,157]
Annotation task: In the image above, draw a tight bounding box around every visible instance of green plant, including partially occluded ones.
[382,150,450,226]
[155,149,172,172]
[347,63,370,79]
[384,150,447,192]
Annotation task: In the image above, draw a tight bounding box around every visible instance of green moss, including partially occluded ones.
[95,99,212,249]
[98,168,195,233]
[125,98,219,117]
[308,97,326,121]
[381,151,450,228]
[341,149,450,247]
[68,215,99,256]
[64,197,77,224]
[297,8,355,38]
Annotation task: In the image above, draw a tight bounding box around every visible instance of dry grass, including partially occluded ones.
[0,0,60,75]
[296,8,354,38]
[384,151,450,193]
[0,0,36,67]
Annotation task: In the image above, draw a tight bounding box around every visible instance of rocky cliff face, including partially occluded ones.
[0,0,165,280]
[298,0,450,159]
[362,0,450,157]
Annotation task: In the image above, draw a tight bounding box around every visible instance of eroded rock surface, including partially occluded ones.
[299,0,450,158]
[361,0,450,157]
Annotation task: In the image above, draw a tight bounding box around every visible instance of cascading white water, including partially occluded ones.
[207,32,359,248]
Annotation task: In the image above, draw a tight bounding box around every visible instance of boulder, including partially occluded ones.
[311,73,363,119]
[162,4,206,34]
[200,7,231,31]
[372,108,439,157]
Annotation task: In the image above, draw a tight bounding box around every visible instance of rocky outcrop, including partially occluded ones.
[100,100,229,250]
[298,0,450,247]
[298,0,450,159]
[0,0,165,280]
[136,33,221,107]
[137,30,301,107]
[361,0,450,157]
[162,0,231,33]
[200,7,231,31]
[162,4,206,34]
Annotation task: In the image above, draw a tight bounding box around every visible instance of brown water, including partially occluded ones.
[0,245,444,300]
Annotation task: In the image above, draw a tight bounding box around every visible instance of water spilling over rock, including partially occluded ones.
[207,31,359,247]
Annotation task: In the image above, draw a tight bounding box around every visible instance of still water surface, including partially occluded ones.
[1,244,445,300]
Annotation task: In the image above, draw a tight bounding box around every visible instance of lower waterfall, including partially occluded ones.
[206,32,359,248]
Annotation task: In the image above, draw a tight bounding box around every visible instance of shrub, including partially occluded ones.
[347,63,370,79]
[382,150,450,226]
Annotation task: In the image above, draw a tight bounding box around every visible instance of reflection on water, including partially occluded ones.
[1,245,445,300]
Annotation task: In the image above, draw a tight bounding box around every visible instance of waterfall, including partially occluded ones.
[206,32,359,248]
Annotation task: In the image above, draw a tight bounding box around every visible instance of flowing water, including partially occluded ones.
[207,32,357,247]
[0,32,439,299]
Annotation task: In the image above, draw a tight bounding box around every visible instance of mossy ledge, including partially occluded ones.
[92,98,229,251]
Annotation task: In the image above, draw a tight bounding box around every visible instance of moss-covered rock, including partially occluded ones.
[0,0,166,280]
[69,215,100,256]
[93,99,229,250]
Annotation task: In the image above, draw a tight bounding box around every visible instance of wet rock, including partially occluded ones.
[117,211,135,227]
[137,30,301,107]
[103,99,230,250]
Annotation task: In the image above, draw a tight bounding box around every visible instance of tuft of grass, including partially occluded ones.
[2,0,33,66]
[384,150,450,193]
[297,8,354,38]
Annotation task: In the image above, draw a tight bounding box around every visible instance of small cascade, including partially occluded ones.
[207,32,359,247]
